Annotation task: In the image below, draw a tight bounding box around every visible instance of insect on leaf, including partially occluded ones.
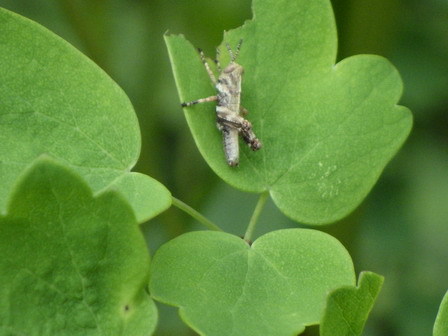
[165,0,412,224]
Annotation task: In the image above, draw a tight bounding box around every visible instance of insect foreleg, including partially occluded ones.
[214,47,222,73]
[198,48,217,85]
[181,95,217,107]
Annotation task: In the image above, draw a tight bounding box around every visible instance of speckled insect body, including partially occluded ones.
[181,40,261,166]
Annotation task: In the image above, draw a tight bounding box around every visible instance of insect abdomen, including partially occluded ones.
[221,126,240,166]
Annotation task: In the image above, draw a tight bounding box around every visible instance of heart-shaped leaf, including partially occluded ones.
[434,291,448,336]
[150,229,355,336]
[320,271,384,336]
[166,0,412,224]
[0,7,171,222]
[0,157,157,335]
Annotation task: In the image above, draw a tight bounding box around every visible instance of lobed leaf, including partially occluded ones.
[0,7,171,222]
[320,271,384,336]
[150,229,355,336]
[0,158,157,335]
[165,0,412,224]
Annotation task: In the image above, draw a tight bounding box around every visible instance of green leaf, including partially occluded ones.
[165,0,412,224]
[0,157,157,335]
[150,229,355,336]
[0,7,171,222]
[434,291,448,336]
[105,172,171,224]
[320,271,384,336]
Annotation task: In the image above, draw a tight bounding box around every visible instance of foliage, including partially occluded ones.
[321,272,384,336]
[150,229,355,335]
[0,0,446,336]
[434,291,448,336]
[0,157,158,335]
[0,7,170,223]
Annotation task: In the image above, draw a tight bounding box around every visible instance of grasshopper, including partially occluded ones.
[181,40,261,166]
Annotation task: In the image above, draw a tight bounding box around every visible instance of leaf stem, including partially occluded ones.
[244,191,269,242]
[172,197,223,232]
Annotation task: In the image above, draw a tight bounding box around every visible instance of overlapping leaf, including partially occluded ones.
[0,7,170,222]
[0,158,157,335]
[166,0,412,224]
[150,229,356,336]
[321,271,384,336]
[434,291,448,336]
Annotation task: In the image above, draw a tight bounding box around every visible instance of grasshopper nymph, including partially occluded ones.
[181,39,262,167]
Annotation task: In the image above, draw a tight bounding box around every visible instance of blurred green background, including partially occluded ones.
[1,0,447,335]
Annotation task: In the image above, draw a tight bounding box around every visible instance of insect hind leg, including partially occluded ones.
[217,113,262,151]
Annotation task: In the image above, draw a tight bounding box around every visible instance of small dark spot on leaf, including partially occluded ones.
[124,304,130,312]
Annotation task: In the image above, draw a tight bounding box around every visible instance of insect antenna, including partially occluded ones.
[225,43,234,63]
[233,39,243,61]
[225,39,243,63]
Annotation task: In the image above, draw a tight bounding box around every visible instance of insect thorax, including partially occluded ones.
[216,63,243,112]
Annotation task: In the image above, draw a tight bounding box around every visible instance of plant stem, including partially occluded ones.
[244,191,269,242]
[172,197,223,232]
